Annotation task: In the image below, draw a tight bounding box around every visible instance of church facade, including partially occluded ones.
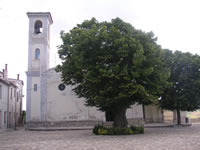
[26,12,186,128]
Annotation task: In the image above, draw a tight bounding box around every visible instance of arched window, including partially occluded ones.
[34,84,37,92]
[34,20,43,34]
[35,48,40,59]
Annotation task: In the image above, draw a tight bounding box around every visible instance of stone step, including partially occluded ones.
[26,123,192,131]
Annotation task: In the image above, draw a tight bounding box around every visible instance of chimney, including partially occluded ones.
[2,69,4,78]
[17,74,20,80]
[3,64,8,79]
[5,64,7,71]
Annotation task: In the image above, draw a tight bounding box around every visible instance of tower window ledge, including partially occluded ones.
[32,34,44,38]
[34,58,40,61]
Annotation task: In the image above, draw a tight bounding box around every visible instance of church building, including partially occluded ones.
[26,12,186,128]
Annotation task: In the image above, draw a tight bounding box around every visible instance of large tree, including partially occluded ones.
[160,50,200,125]
[56,18,170,127]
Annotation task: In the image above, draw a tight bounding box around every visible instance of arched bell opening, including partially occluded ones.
[34,20,43,34]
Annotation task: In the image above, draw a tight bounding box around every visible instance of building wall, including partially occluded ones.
[0,65,23,130]
[8,86,14,128]
[0,82,8,129]
[8,85,22,128]
[30,77,41,121]
[46,69,105,121]
[45,69,145,123]
[126,105,143,119]
[163,110,173,123]
[186,111,200,122]
[0,84,22,129]
[15,82,23,125]
[144,105,163,123]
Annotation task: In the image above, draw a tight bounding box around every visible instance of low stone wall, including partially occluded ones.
[26,120,100,128]
[26,118,144,129]
[189,118,200,123]
[128,118,144,125]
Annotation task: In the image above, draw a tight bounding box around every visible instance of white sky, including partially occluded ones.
[0,0,200,110]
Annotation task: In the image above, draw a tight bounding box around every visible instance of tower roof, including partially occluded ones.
[27,12,53,24]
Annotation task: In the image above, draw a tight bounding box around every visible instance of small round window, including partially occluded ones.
[58,84,65,91]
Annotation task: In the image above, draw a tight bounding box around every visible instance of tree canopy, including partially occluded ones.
[56,18,170,127]
[160,50,200,124]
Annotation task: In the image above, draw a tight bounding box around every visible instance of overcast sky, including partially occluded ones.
[0,0,200,109]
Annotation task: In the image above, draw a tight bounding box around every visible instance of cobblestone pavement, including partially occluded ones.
[0,124,200,150]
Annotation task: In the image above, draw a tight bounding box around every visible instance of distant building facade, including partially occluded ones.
[26,12,186,128]
[0,65,24,130]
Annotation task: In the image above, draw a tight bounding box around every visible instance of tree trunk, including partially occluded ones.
[142,105,146,123]
[113,107,128,128]
[177,109,181,125]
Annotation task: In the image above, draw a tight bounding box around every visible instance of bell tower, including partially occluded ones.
[26,12,53,122]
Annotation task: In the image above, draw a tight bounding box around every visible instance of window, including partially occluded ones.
[0,85,2,99]
[17,92,19,102]
[34,84,37,92]
[34,20,43,34]
[14,89,16,98]
[11,88,12,99]
[35,48,40,59]
[4,111,6,124]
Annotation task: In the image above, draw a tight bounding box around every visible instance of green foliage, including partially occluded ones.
[56,17,170,127]
[130,125,144,134]
[160,50,200,124]
[93,124,104,135]
[93,125,144,135]
[160,50,200,111]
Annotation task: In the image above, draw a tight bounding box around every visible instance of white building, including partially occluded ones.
[0,65,24,130]
[26,12,186,128]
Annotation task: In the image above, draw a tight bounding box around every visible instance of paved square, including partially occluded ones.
[0,124,200,150]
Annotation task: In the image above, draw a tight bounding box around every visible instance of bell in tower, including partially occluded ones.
[34,20,43,34]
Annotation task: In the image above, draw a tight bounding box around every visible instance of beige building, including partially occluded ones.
[26,12,186,128]
[0,65,24,130]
